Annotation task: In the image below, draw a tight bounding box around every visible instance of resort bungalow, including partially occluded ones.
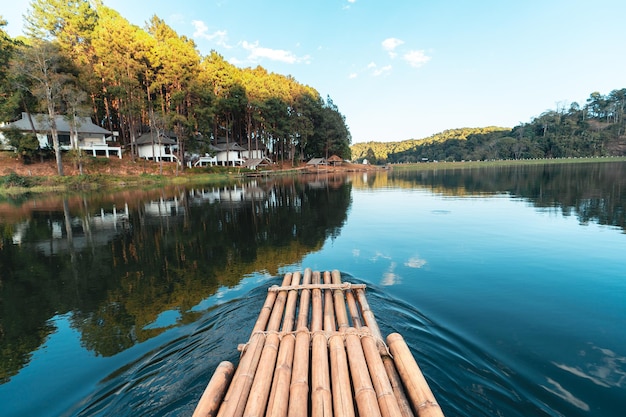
[240,142,268,160]
[0,112,121,158]
[135,131,179,163]
[193,154,218,167]
[210,142,245,166]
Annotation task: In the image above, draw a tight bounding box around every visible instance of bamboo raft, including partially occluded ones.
[192,269,444,417]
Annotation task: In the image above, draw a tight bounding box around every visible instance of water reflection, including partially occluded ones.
[366,161,626,232]
[552,345,626,389]
[0,175,352,382]
[1,161,624,402]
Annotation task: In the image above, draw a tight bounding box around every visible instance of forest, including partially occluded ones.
[0,0,352,175]
[351,89,626,164]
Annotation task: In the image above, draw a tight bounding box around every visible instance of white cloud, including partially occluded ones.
[542,378,589,411]
[403,50,431,68]
[381,262,400,286]
[382,37,404,58]
[365,62,392,77]
[372,64,392,77]
[348,73,358,79]
[241,41,310,64]
[405,256,427,268]
[343,0,357,9]
[370,251,392,261]
[381,271,399,286]
[192,20,230,48]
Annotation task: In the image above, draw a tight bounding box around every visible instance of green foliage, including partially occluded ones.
[0,171,32,188]
[3,127,40,163]
[352,89,626,163]
[1,4,352,172]
[351,127,508,162]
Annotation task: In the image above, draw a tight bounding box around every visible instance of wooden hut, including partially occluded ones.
[192,268,444,417]
[327,155,343,166]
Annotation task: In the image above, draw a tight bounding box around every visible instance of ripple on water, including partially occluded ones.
[67,283,272,417]
[65,275,610,416]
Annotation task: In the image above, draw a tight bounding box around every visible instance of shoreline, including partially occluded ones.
[1,154,625,197]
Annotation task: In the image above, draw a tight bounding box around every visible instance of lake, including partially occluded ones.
[1,161,625,416]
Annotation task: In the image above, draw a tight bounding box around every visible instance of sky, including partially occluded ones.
[3,0,626,143]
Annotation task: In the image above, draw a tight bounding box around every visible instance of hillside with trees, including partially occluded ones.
[0,1,351,176]
[352,89,626,164]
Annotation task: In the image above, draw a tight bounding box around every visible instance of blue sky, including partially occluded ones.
[4,0,626,143]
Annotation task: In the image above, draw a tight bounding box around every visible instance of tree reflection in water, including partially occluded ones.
[0,174,352,381]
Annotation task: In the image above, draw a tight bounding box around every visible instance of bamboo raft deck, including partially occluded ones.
[193,269,444,417]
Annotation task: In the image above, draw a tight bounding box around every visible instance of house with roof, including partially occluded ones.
[210,142,245,166]
[0,112,121,157]
[193,154,218,167]
[241,142,268,160]
[242,157,273,170]
[193,143,271,169]
[134,131,179,163]
[327,155,344,166]
[307,157,328,167]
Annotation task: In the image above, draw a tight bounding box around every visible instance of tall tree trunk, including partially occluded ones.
[45,94,64,176]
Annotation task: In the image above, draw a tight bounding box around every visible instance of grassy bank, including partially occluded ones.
[2,155,625,197]
[0,167,244,197]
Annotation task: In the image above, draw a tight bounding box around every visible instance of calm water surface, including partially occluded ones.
[1,161,625,416]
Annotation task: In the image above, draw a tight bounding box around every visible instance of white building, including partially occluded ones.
[1,112,121,157]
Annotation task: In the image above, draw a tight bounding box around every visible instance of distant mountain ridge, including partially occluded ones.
[350,88,626,163]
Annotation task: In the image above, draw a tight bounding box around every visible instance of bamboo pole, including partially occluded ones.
[245,271,301,417]
[346,290,363,328]
[216,332,266,417]
[311,331,332,417]
[266,273,293,332]
[329,334,356,417]
[316,271,335,417]
[243,332,281,417]
[351,281,413,416]
[251,284,279,334]
[288,330,310,417]
[217,273,292,417]
[269,283,366,292]
[281,271,302,332]
[387,333,444,417]
[360,328,403,417]
[345,329,382,417]
[286,269,312,417]
[355,288,383,341]
[323,271,336,332]
[295,268,312,330]
[310,271,323,332]
[331,270,350,331]
[192,361,235,417]
[265,334,296,417]
[327,270,356,417]
[383,356,415,417]
[265,271,303,417]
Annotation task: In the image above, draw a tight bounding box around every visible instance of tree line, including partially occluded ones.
[352,89,626,164]
[0,0,352,175]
